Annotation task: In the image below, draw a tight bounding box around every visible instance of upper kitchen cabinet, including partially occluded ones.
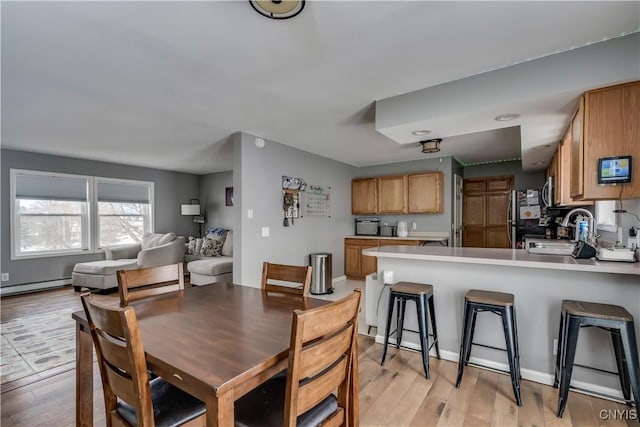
[407,172,443,213]
[571,81,640,200]
[352,178,378,214]
[556,123,592,207]
[378,175,407,214]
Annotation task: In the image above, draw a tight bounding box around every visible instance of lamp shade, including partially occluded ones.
[181,204,201,216]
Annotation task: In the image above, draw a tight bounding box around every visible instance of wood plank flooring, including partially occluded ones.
[1,287,637,426]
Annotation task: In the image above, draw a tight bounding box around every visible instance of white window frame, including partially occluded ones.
[595,200,618,233]
[10,170,156,259]
[93,177,154,250]
[11,169,93,260]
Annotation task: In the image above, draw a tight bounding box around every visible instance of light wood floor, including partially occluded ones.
[1,287,637,426]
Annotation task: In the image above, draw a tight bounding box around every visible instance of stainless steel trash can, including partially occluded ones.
[309,253,333,295]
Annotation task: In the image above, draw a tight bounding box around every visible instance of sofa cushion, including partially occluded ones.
[222,230,233,256]
[73,260,138,275]
[200,238,224,257]
[142,232,176,250]
[187,258,233,276]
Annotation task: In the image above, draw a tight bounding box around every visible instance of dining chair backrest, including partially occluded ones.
[285,289,362,427]
[261,262,312,296]
[117,263,184,307]
[80,294,155,426]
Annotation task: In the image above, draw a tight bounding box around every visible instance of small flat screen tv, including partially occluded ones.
[598,156,632,184]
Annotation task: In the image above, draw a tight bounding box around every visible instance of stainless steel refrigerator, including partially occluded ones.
[508,178,552,248]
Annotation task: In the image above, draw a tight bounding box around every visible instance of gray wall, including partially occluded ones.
[355,156,453,234]
[599,197,640,245]
[1,149,200,287]
[235,132,356,287]
[200,170,234,233]
[463,160,545,190]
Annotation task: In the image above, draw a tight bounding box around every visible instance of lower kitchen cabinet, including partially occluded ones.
[345,238,418,280]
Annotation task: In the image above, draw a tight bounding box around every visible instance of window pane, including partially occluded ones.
[99,216,145,246]
[18,199,85,214]
[98,202,148,215]
[19,216,83,252]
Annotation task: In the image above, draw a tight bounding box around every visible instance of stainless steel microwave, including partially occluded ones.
[355,217,379,236]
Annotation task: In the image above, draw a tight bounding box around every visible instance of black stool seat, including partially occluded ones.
[456,289,522,406]
[554,299,640,418]
[381,281,440,378]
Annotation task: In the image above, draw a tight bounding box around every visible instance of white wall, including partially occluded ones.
[235,132,356,287]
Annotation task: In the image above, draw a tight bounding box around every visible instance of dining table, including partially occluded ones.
[73,283,357,427]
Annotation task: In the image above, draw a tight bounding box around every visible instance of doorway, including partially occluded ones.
[453,174,463,247]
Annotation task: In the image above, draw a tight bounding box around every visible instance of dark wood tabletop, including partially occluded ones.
[73,283,330,427]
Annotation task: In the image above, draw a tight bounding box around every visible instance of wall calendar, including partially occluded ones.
[302,184,331,217]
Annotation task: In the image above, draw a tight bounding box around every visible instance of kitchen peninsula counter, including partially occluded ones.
[363,245,639,396]
[347,231,450,244]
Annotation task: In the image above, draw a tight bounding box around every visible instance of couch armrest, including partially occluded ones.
[137,236,186,268]
[105,243,141,260]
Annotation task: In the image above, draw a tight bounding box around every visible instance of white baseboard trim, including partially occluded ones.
[0,278,71,297]
[373,334,624,400]
[332,275,347,284]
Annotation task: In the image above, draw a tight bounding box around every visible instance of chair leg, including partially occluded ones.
[611,329,632,403]
[428,295,440,359]
[556,316,581,418]
[553,311,565,388]
[397,298,406,349]
[502,306,522,407]
[619,321,640,410]
[456,301,474,388]
[416,295,430,379]
[381,293,396,366]
[464,309,478,365]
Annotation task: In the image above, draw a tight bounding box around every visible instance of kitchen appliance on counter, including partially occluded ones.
[597,247,637,262]
[379,224,396,237]
[396,221,408,237]
[355,217,380,236]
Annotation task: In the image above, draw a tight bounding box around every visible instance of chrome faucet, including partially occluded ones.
[561,208,596,242]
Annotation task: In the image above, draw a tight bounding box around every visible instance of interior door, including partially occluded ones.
[453,174,463,247]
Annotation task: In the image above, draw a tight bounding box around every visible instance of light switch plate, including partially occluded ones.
[247,209,254,219]
[261,227,270,237]
[1,273,9,282]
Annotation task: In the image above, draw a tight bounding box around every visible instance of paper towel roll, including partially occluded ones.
[382,270,394,285]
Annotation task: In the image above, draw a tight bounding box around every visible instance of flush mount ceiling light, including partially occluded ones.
[494,113,521,122]
[532,144,552,150]
[250,0,305,20]
[420,138,442,154]
[532,161,547,166]
[411,129,431,136]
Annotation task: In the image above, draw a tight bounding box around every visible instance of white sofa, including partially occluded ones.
[185,230,233,285]
[72,232,186,291]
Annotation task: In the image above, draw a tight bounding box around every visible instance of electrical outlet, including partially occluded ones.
[261,227,270,237]
[247,209,254,220]
[1,273,9,282]
[552,339,558,356]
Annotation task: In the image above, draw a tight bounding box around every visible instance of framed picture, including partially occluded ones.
[225,187,233,206]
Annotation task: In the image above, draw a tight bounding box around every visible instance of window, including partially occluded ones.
[595,200,618,233]
[12,170,90,258]
[96,178,153,247]
[11,170,154,259]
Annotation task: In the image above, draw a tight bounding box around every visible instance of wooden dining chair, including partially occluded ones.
[80,294,206,427]
[117,263,184,307]
[261,262,313,296]
[235,289,362,427]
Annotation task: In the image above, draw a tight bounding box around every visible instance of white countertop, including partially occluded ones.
[347,232,449,242]
[363,245,640,275]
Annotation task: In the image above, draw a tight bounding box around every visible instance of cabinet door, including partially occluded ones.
[463,229,485,248]
[361,251,378,277]
[352,178,378,214]
[486,229,510,248]
[463,180,486,194]
[486,193,509,227]
[344,245,361,277]
[378,175,407,214]
[487,177,512,192]
[463,194,485,227]
[378,239,418,246]
[570,96,584,199]
[407,172,443,213]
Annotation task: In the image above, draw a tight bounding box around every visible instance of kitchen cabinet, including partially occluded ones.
[570,81,640,200]
[407,172,443,213]
[344,238,418,280]
[351,178,377,214]
[378,175,407,214]
[555,123,592,207]
[351,171,443,215]
[462,176,513,249]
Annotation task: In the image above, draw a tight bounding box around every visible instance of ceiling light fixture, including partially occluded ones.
[532,144,552,150]
[249,0,305,20]
[494,113,521,122]
[532,161,546,166]
[420,138,442,154]
[411,130,431,136]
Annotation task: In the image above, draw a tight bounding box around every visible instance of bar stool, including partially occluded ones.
[380,282,440,378]
[455,289,522,406]
[554,300,640,417]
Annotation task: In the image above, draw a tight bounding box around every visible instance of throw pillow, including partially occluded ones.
[142,232,176,249]
[200,238,224,257]
[187,237,196,255]
[195,238,204,255]
[221,230,233,256]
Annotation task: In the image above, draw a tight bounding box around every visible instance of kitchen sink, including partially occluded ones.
[527,241,576,256]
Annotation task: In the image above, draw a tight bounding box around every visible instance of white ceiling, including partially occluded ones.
[2,1,639,174]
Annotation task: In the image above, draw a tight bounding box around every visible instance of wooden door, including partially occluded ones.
[407,172,443,213]
[351,178,377,214]
[463,176,513,248]
[378,175,407,214]
[463,194,485,227]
